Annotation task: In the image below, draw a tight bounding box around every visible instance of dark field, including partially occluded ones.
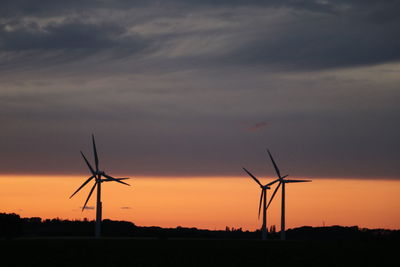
[1,238,397,267]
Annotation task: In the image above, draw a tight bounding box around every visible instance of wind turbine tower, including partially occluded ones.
[70,134,130,238]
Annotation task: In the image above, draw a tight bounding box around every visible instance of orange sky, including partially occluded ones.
[0,175,399,230]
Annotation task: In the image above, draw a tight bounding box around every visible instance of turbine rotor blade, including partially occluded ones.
[266,181,281,209]
[103,178,130,183]
[70,175,95,199]
[243,167,262,187]
[285,179,312,183]
[267,149,281,178]
[102,173,130,186]
[81,151,96,176]
[82,181,97,211]
[92,134,99,172]
[103,177,129,182]
[258,189,264,219]
[266,178,280,187]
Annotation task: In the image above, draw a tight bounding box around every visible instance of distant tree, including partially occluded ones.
[25,217,41,224]
[0,213,22,238]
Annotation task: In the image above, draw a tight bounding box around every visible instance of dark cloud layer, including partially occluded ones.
[226,17,400,70]
[2,1,399,16]
[0,1,399,179]
[1,21,125,51]
[1,1,399,69]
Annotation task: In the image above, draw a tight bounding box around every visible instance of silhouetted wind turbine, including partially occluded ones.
[266,149,311,240]
[243,167,279,240]
[70,134,130,238]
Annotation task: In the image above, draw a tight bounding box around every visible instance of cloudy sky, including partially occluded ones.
[1,0,399,178]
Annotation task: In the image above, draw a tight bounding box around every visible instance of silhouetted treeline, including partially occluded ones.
[286,225,400,241]
[1,213,399,241]
[0,213,256,239]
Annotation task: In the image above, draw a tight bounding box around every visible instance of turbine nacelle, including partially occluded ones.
[96,170,106,176]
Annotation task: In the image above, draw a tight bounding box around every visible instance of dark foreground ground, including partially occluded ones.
[1,238,397,267]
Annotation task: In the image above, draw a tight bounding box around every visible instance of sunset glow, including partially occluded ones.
[1,175,399,230]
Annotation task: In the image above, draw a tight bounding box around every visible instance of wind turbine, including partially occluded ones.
[266,149,311,240]
[70,134,130,238]
[242,167,279,240]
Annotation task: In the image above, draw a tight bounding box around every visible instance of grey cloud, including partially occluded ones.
[1,1,399,71]
[223,14,400,70]
[0,19,152,74]
[1,1,396,17]
[0,1,399,179]
[0,0,149,18]
[0,68,398,179]
[0,20,149,56]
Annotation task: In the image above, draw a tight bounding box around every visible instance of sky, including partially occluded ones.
[0,0,399,178]
[1,1,400,230]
